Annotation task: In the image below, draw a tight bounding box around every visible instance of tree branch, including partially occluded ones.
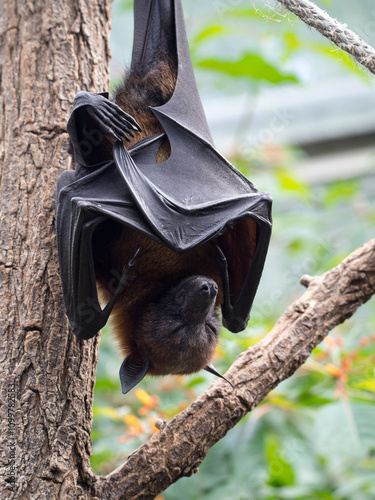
[275,0,375,75]
[90,240,375,499]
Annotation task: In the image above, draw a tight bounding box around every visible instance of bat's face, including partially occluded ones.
[135,276,221,376]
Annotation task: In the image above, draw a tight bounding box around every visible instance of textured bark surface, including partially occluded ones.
[0,0,111,497]
[93,239,375,500]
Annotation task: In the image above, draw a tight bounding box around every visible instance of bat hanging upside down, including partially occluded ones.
[55,0,272,394]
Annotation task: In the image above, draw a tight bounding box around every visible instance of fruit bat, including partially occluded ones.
[55,0,272,394]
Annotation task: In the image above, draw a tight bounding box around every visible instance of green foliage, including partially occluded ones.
[116,0,133,12]
[196,54,298,84]
[322,180,359,207]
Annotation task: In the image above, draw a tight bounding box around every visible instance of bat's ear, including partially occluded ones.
[205,363,234,389]
[119,355,151,394]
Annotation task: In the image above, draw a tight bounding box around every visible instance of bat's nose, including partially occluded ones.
[200,280,218,299]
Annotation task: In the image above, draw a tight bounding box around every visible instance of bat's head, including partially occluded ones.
[119,276,223,394]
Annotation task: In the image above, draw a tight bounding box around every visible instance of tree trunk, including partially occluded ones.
[0,0,111,497]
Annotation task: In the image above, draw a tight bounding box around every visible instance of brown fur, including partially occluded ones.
[92,62,223,373]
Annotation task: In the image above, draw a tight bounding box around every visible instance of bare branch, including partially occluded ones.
[92,240,375,499]
[275,0,375,74]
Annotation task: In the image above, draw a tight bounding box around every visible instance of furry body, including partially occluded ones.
[92,61,223,376]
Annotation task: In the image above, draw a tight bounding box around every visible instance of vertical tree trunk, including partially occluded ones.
[0,0,111,497]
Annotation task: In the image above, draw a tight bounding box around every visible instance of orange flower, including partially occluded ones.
[124,413,144,436]
[135,388,158,409]
[360,337,370,346]
[213,344,225,360]
[149,418,160,433]
[324,336,336,349]
[325,364,341,377]
[342,357,352,371]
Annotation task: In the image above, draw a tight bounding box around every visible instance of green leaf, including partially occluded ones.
[227,7,266,19]
[117,0,133,13]
[311,42,369,77]
[93,406,123,422]
[323,180,359,207]
[266,435,295,487]
[186,376,205,388]
[196,53,298,84]
[193,25,228,44]
[284,32,300,51]
[276,169,311,200]
[90,450,117,472]
[313,401,375,470]
[94,377,119,391]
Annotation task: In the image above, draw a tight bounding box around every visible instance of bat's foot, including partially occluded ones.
[75,91,141,142]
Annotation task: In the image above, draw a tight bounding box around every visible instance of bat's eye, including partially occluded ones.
[171,325,185,336]
[206,321,219,338]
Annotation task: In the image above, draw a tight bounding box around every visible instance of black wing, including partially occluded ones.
[55,0,272,339]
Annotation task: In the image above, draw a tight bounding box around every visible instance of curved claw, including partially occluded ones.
[107,100,141,131]
[87,107,131,142]
[129,246,141,266]
[102,247,141,317]
[101,105,137,137]
[205,363,234,389]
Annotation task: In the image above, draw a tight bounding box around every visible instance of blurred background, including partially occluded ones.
[92,1,375,498]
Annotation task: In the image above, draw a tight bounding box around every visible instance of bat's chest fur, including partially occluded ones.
[91,60,224,370]
[94,224,223,365]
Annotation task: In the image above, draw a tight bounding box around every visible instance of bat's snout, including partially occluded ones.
[199,280,218,299]
[173,276,218,311]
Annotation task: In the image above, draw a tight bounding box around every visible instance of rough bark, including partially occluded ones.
[0,0,112,498]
